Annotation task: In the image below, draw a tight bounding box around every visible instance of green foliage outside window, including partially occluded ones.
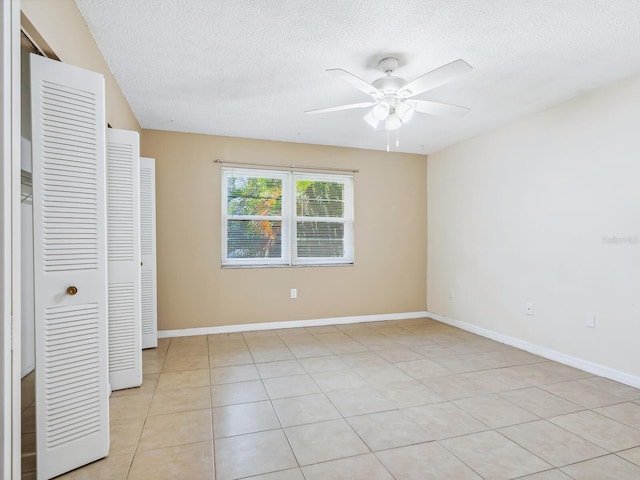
[227,176,282,258]
[296,181,345,257]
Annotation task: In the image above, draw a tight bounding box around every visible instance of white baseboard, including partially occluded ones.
[158,310,429,339]
[427,311,640,389]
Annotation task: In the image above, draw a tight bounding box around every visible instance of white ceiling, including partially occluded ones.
[74,0,640,155]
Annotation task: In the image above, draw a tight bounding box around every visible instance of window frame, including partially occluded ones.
[292,171,354,266]
[221,167,354,267]
[221,168,291,266]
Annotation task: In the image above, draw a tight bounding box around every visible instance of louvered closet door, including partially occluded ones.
[30,54,109,480]
[107,129,142,390]
[140,157,158,348]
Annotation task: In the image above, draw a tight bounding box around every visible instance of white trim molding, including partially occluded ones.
[1,1,20,478]
[427,311,640,389]
[158,311,429,338]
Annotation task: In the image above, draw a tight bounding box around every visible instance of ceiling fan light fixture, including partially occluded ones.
[372,102,390,121]
[395,101,415,124]
[364,110,380,129]
[385,112,402,131]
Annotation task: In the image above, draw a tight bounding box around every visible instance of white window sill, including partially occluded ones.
[221,262,354,269]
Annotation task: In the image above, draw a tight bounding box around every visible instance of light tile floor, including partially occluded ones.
[21,370,36,478]
[23,318,640,479]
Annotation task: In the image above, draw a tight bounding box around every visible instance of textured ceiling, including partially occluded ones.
[74,0,640,154]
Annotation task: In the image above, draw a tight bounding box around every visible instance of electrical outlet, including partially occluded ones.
[526,303,534,316]
[449,288,455,299]
[585,313,596,328]
[290,288,297,299]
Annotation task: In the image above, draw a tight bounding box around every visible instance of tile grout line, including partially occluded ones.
[125,337,169,479]
[207,337,218,480]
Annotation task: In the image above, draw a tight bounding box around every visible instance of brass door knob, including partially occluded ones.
[66,286,78,296]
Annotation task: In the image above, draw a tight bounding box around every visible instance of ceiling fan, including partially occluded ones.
[306,57,473,132]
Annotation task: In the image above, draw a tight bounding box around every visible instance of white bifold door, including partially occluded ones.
[140,157,158,348]
[106,129,142,390]
[30,54,109,479]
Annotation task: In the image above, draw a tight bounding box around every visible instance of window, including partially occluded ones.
[222,168,354,266]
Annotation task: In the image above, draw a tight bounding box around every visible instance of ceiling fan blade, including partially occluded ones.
[405,99,470,118]
[327,68,383,99]
[398,59,472,98]
[305,101,377,115]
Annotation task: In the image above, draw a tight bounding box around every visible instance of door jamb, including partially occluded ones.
[1,0,22,478]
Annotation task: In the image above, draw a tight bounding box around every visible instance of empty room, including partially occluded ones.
[2,0,640,479]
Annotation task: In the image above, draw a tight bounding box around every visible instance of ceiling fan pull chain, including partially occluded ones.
[386,117,390,152]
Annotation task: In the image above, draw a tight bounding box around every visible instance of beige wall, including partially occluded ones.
[427,74,640,379]
[141,130,427,330]
[21,0,140,131]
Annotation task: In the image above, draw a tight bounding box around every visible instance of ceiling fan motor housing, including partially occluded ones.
[373,57,406,94]
[372,75,406,94]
